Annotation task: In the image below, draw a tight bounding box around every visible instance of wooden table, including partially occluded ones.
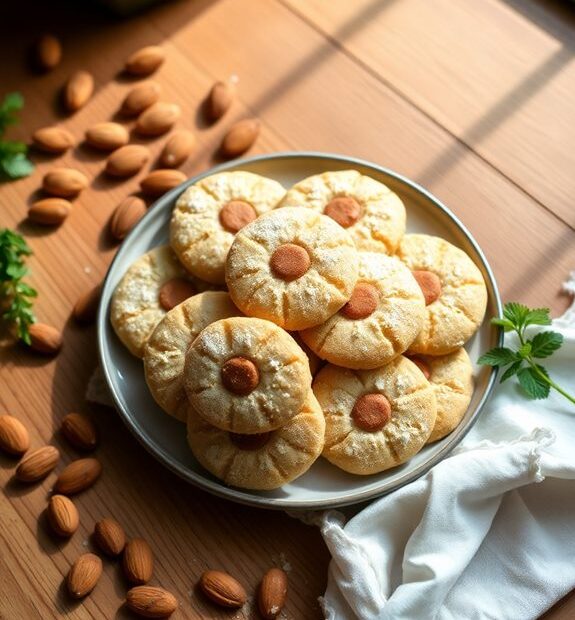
[1,0,574,617]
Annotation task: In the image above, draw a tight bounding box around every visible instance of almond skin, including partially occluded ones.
[109,196,147,240]
[126,586,178,618]
[16,445,60,482]
[73,285,101,325]
[36,34,62,71]
[47,494,79,537]
[123,538,154,585]
[28,322,63,355]
[64,70,94,112]
[85,122,129,151]
[136,102,180,137]
[125,46,165,76]
[121,81,162,116]
[0,415,30,456]
[54,458,102,495]
[159,130,195,168]
[220,118,260,158]
[140,170,186,197]
[60,413,98,451]
[42,168,88,198]
[32,126,74,153]
[67,553,102,599]
[94,518,126,557]
[106,145,150,177]
[258,568,288,619]
[199,570,247,609]
[208,80,235,121]
[28,198,71,226]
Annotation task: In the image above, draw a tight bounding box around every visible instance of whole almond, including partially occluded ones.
[94,518,125,556]
[221,118,260,158]
[32,126,74,153]
[28,198,71,226]
[36,34,62,71]
[85,122,129,151]
[199,570,247,609]
[106,145,150,177]
[28,322,63,355]
[61,413,98,451]
[208,80,235,121]
[136,102,180,137]
[67,553,102,598]
[160,130,195,168]
[123,538,154,585]
[73,285,101,325]
[258,568,288,619]
[126,586,178,618]
[16,445,60,482]
[125,46,165,76]
[0,416,30,456]
[54,458,102,495]
[64,70,94,112]
[42,168,88,198]
[47,494,79,537]
[121,81,162,116]
[140,170,186,197]
[110,196,147,240]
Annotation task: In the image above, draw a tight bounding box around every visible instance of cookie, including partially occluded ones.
[170,171,285,284]
[313,357,436,475]
[144,292,243,422]
[184,317,312,434]
[291,334,323,377]
[110,245,206,357]
[407,348,474,443]
[300,252,425,369]
[225,207,359,330]
[186,392,325,490]
[396,234,488,355]
[278,170,406,254]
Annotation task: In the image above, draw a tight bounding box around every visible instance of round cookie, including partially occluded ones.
[225,207,359,330]
[396,234,488,355]
[110,245,207,358]
[407,348,474,443]
[300,252,425,369]
[184,317,312,434]
[313,357,436,475]
[144,292,243,422]
[278,170,406,254]
[170,171,285,284]
[186,392,325,490]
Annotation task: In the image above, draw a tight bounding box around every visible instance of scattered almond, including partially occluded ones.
[106,144,150,177]
[28,198,71,226]
[42,168,88,198]
[47,494,79,537]
[60,413,98,451]
[67,553,102,599]
[85,122,129,151]
[159,130,195,168]
[64,70,94,112]
[16,445,60,482]
[126,586,178,618]
[140,169,186,197]
[123,538,154,585]
[28,322,63,355]
[220,118,260,158]
[125,45,165,76]
[199,570,247,609]
[32,126,74,153]
[109,196,147,240]
[0,415,30,456]
[258,568,288,619]
[94,518,126,557]
[208,80,235,121]
[35,34,62,71]
[54,457,102,495]
[73,285,101,325]
[136,102,180,137]
[121,81,162,116]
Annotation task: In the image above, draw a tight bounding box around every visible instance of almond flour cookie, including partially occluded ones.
[170,171,285,284]
[300,252,425,369]
[110,245,206,357]
[313,357,436,475]
[186,392,325,490]
[226,207,359,331]
[144,292,242,422]
[278,170,406,254]
[396,234,488,355]
[184,317,312,434]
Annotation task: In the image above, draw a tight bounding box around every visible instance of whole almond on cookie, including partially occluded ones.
[35,34,62,71]
[94,518,125,556]
[199,570,247,609]
[0,416,30,456]
[16,445,60,482]
[73,285,102,325]
[160,130,195,168]
[61,413,98,451]
[125,45,165,76]
[121,81,162,116]
[140,170,186,197]
[67,553,102,598]
[64,70,94,112]
[32,126,74,153]
[126,586,178,618]
[208,80,235,121]
[42,169,88,198]
[28,198,71,226]
[258,568,288,619]
[136,102,180,137]
[123,538,154,585]
[106,145,150,177]
[85,122,129,151]
[220,118,260,158]
[54,458,102,495]
[28,323,63,354]
[47,494,79,537]
[110,196,147,240]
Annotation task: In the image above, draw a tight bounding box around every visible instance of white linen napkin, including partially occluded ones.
[320,273,575,620]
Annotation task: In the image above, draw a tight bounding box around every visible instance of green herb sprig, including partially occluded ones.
[0,229,37,343]
[0,92,34,180]
[479,302,574,404]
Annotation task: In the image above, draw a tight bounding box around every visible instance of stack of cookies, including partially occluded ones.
[110,169,487,489]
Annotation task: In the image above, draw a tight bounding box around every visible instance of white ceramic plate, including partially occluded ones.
[98,152,502,510]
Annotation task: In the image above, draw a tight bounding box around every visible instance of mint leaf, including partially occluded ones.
[0,92,24,134]
[518,342,532,358]
[503,302,530,330]
[517,367,550,400]
[500,360,522,382]
[0,152,34,179]
[478,347,518,367]
[491,317,515,332]
[530,331,563,359]
[525,308,552,327]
